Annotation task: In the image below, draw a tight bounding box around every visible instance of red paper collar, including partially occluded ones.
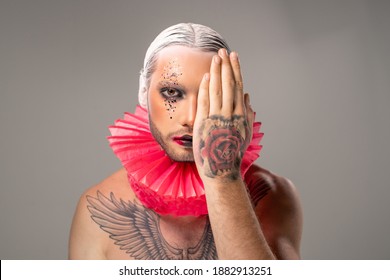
[108,106,263,216]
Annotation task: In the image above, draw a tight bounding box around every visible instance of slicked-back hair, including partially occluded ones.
[138,23,230,107]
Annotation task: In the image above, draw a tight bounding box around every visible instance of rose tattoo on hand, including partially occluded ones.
[197,115,250,181]
[193,49,254,183]
[203,127,242,173]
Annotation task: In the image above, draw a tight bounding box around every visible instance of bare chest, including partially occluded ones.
[87,191,217,260]
[105,220,217,260]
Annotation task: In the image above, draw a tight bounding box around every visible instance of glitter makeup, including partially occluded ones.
[164,98,177,119]
[161,58,182,86]
[160,58,182,119]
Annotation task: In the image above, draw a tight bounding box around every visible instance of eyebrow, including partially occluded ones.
[158,80,188,92]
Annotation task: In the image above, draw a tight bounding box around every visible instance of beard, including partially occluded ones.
[149,118,194,162]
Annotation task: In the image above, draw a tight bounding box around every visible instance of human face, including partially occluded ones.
[148,46,215,162]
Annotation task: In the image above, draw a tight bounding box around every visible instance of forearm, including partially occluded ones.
[194,49,276,259]
[204,178,276,260]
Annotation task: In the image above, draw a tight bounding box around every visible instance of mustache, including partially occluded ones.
[166,128,193,138]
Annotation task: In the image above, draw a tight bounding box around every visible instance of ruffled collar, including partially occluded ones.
[108,105,263,216]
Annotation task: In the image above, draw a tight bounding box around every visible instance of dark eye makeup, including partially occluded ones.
[160,87,184,99]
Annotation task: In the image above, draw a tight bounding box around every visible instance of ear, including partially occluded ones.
[138,70,148,108]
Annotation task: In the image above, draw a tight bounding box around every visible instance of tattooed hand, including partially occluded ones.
[193,49,254,182]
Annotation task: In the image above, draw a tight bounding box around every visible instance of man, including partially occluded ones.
[69,23,303,260]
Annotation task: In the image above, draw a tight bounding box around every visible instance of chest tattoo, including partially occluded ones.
[86,191,218,260]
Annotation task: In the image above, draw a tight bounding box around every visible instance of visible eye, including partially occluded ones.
[160,87,183,99]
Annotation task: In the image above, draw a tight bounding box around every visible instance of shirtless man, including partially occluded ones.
[69,23,303,260]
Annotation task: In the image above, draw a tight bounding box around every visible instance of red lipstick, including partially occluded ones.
[173,135,193,148]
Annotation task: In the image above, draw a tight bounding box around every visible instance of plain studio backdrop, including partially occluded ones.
[1,0,389,260]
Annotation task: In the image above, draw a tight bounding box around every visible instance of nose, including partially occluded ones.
[178,95,197,128]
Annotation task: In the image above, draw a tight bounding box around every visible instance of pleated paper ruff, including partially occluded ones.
[108,105,263,216]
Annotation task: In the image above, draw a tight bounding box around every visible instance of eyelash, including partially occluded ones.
[160,87,184,99]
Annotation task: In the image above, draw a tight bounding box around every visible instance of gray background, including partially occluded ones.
[1,0,389,259]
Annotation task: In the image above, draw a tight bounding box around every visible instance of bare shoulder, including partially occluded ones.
[245,164,300,208]
[85,168,134,199]
[68,168,133,259]
[245,164,303,259]
[74,167,133,213]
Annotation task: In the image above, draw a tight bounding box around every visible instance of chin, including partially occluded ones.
[166,148,195,162]
[169,153,195,163]
[175,157,195,163]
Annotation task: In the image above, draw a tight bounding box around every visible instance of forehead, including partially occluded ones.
[154,46,215,74]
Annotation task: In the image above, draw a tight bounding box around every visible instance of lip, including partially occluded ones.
[173,134,193,148]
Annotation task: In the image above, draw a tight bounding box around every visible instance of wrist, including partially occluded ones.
[201,174,245,189]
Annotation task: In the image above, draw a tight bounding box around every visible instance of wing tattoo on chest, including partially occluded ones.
[86,191,218,260]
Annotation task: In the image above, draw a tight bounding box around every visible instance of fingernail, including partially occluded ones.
[214,55,221,64]
[204,73,210,81]
[219,48,228,57]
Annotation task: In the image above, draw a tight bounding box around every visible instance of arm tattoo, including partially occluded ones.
[198,115,250,181]
[86,191,218,260]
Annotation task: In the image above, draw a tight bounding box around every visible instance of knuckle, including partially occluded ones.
[200,98,208,108]
[233,59,241,70]
[236,80,244,90]
[228,78,236,88]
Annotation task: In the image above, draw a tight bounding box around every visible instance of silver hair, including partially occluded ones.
[138,23,231,107]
